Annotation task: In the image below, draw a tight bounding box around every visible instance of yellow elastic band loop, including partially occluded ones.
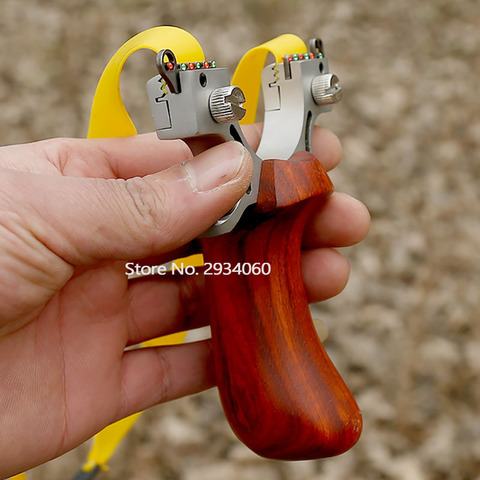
[10,474,27,480]
[84,414,139,471]
[83,27,205,473]
[232,34,307,125]
[88,26,204,139]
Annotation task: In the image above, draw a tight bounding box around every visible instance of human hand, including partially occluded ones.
[0,127,369,477]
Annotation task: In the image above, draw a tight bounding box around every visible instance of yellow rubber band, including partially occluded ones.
[84,26,205,473]
[232,34,307,125]
[88,26,204,139]
[83,414,138,471]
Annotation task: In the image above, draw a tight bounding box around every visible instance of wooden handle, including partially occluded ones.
[200,153,362,460]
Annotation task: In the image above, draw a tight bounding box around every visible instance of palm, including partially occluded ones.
[1,261,136,463]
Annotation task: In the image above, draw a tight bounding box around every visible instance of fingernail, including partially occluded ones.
[183,142,247,193]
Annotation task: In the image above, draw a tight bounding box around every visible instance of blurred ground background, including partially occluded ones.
[1,0,480,479]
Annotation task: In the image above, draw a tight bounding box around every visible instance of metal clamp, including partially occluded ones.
[256,38,342,161]
[146,38,341,236]
[147,51,261,237]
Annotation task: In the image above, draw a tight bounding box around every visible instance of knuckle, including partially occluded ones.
[122,176,169,232]
[41,138,78,173]
[153,349,173,402]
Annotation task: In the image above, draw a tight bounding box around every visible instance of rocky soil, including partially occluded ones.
[1,1,479,479]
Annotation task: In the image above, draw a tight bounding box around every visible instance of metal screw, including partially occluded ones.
[209,86,246,123]
[311,74,343,105]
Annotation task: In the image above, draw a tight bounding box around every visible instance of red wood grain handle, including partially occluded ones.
[199,153,362,460]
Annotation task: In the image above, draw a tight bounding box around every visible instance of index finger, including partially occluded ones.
[240,124,342,172]
[41,123,341,180]
[76,133,193,178]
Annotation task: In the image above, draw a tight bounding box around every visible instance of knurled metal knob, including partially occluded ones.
[312,74,342,105]
[209,86,246,123]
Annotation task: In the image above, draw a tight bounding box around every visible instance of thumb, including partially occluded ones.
[9,141,253,264]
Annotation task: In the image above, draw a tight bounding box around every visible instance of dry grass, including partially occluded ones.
[1,1,479,479]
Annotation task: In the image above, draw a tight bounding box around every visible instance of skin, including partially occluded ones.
[0,126,370,477]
